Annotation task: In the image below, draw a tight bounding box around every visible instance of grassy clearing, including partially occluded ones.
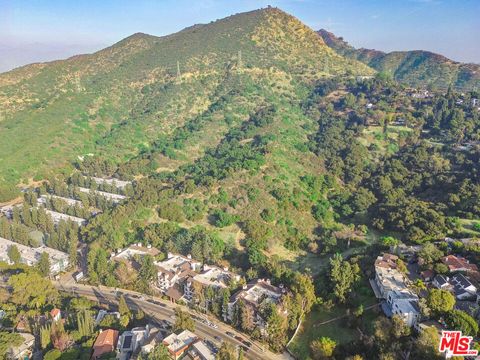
[288,280,378,359]
[359,125,412,158]
[458,218,480,236]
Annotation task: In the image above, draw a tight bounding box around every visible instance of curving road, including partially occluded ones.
[54,281,293,360]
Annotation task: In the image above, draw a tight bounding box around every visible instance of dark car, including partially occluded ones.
[147,299,164,306]
[242,340,252,347]
[241,345,249,353]
[234,335,244,342]
[130,294,140,299]
[205,340,216,349]
[214,335,222,342]
[226,331,235,337]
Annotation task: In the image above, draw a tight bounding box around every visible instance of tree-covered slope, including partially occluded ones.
[317,29,480,90]
[0,8,373,192]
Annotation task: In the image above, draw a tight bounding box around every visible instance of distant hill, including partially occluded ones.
[317,29,480,90]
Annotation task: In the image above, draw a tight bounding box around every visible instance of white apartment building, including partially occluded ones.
[0,237,69,275]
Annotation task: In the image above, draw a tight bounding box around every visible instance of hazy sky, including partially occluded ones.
[1,0,479,72]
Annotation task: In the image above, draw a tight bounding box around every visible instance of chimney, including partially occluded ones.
[147,244,152,249]
[223,267,229,272]
[187,254,192,259]
[167,252,174,259]
[117,249,122,254]
[110,252,116,258]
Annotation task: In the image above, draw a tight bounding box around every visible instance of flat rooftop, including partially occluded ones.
[90,176,132,189]
[78,187,127,202]
[0,236,69,266]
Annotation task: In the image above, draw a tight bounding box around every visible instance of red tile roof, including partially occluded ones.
[92,329,119,359]
[442,255,478,272]
[50,308,61,318]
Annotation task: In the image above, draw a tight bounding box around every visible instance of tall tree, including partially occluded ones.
[37,252,51,277]
[40,325,52,349]
[7,245,21,265]
[217,342,236,360]
[76,310,94,339]
[118,295,131,327]
[8,272,59,310]
[445,310,479,336]
[138,255,157,284]
[50,319,71,351]
[173,307,195,332]
[427,289,455,314]
[328,254,360,303]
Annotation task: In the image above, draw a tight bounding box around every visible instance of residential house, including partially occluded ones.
[371,254,420,327]
[154,253,201,302]
[50,308,61,322]
[371,253,409,299]
[0,237,69,275]
[420,269,434,282]
[184,264,241,302]
[0,205,12,219]
[140,328,164,355]
[390,244,422,259]
[433,274,450,290]
[111,243,160,263]
[386,290,420,327]
[92,329,119,360]
[162,330,198,359]
[95,310,120,325]
[6,332,35,360]
[410,89,430,99]
[433,273,477,300]
[450,273,477,300]
[187,341,215,360]
[74,271,85,282]
[442,255,478,273]
[226,279,286,331]
[117,326,150,359]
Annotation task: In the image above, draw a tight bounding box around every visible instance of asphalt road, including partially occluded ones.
[55,281,293,360]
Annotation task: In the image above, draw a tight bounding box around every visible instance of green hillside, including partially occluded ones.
[317,29,480,90]
[0,8,373,194]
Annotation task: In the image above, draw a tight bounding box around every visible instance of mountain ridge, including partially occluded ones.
[0,7,373,189]
[317,28,480,90]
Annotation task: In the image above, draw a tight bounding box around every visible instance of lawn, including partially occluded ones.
[288,280,379,360]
